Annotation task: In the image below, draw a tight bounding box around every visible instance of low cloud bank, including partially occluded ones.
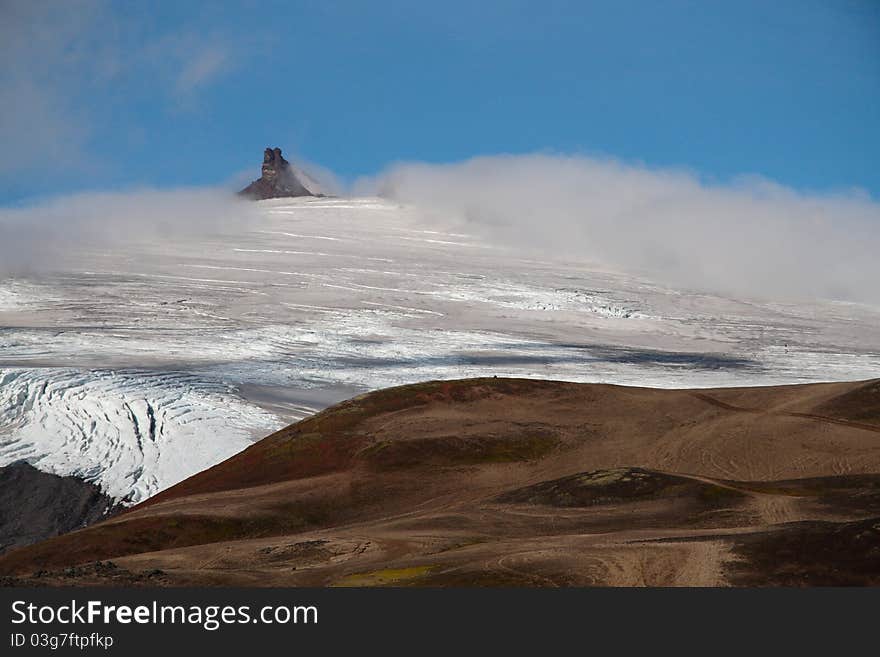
[3,155,878,306]
[0,189,259,275]
[364,154,880,304]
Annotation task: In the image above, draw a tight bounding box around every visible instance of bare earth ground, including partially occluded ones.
[2,377,880,587]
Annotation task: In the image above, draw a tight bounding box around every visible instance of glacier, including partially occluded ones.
[1,196,879,503]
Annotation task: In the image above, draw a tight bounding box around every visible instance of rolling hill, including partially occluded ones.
[2,376,880,586]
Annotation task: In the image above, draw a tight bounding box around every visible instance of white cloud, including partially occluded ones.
[360,154,880,304]
[0,188,260,275]
[142,32,236,109]
[176,47,230,98]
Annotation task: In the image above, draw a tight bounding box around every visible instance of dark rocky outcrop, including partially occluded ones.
[0,462,117,555]
[238,147,320,200]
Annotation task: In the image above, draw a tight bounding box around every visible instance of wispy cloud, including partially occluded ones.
[175,47,230,99]
[143,32,235,110]
[361,154,880,304]
[0,1,240,183]
[0,188,260,275]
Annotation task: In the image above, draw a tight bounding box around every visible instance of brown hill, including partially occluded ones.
[3,377,880,587]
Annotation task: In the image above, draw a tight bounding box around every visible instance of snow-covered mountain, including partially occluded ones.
[1,196,879,503]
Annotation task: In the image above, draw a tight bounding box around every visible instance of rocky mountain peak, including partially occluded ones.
[239,147,319,200]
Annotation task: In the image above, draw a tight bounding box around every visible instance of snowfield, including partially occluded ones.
[1,196,879,502]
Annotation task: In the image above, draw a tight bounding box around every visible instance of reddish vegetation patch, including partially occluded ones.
[140,431,367,509]
[361,433,560,470]
[401,378,566,404]
[0,515,281,574]
[140,378,565,508]
[0,496,353,575]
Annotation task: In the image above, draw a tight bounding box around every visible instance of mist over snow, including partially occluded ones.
[362,154,880,305]
[0,189,262,275]
[4,155,879,307]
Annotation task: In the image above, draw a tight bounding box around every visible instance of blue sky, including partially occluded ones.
[1,0,878,204]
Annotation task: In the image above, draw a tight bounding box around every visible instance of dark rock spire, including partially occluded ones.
[238,147,318,199]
